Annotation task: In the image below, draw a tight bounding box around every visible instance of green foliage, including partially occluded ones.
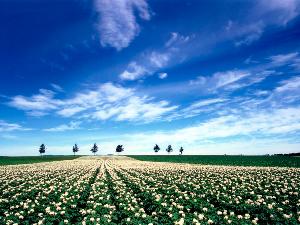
[72,144,79,156]
[179,147,184,155]
[90,143,98,155]
[0,156,80,166]
[166,145,173,154]
[153,144,160,153]
[116,145,124,153]
[39,144,46,155]
[129,155,300,168]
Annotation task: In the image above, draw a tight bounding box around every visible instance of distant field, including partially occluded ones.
[130,155,300,167]
[0,155,80,165]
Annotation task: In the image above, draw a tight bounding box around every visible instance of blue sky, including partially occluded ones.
[1,0,300,155]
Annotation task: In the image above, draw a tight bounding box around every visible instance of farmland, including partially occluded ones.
[1,157,300,224]
[0,156,80,166]
[130,155,300,168]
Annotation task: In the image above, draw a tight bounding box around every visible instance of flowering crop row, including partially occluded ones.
[0,159,101,224]
[1,157,300,224]
[110,160,300,225]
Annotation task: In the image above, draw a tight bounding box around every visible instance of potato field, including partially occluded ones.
[0,157,300,224]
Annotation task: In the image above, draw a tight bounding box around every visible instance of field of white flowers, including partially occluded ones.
[0,157,300,224]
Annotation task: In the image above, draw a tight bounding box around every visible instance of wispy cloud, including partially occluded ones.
[275,76,300,92]
[50,83,64,92]
[165,32,190,48]
[94,0,151,50]
[144,106,300,143]
[43,121,81,132]
[267,76,300,105]
[166,98,228,120]
[189,70,251,92]
[231,21,264,47]
[119,32,191,80]
[8,83,178,123]
[93,106,300,154]
[257,0,300,25]
[8,89,61,115]
[269,52,299,69]
[158,72,168,79]
[187,50,299,94]
[229,0,300,46]
[0,120,29,132]
[119,62,148,80]
[187,98,228,109]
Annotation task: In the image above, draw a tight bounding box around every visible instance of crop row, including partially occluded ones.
[0,159,101,224]
[1,158,300,224]
[110,160,300,224]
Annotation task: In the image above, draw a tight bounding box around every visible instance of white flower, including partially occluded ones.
[198,214,204,220]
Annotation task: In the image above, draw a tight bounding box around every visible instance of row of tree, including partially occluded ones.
[38,143,183,156]
[89,143,124,156]
[154,144,184,155]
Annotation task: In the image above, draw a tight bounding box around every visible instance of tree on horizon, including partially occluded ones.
[116,145,124,154]
[73,144,79,156]
[166,145,173,154]
[90,143,98,156]
[39,144,46,156]
[179,146,184,155]
[154,144,160,153]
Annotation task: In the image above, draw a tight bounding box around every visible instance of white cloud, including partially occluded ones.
[149,52,170,68]
[141,106,300,143]
[165,32,190,48]
[188,67,278,94]
[190,70,251,92]
[8,83,178,123]
[119,62,148,80]
[214,70,250,88]
[90,95,177,122]
[233,22,264,46]
[115,97,177,122]
[228,1,300,47]
[43,121,81,132]
[50,83,64,92]
[9,89,61,115]
[275,76,300,92]
[87,106,300,155]
[188,98,228,109]
[166,98,228,120]
[95,0,150,50]
[0,120,28,132]
[158,72,168,79]
[269,52,299,67]
[119,32,191,80]
[257,0,300,25]
[57,106,86,117]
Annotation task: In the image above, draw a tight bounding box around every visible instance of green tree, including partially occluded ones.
[39,144,46,156]
[73,144,79,156]
[179,146,184,155]
[116,145,124,154]
[166,145,173,154]
[90,143,98,156]
[154,144,160,153]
